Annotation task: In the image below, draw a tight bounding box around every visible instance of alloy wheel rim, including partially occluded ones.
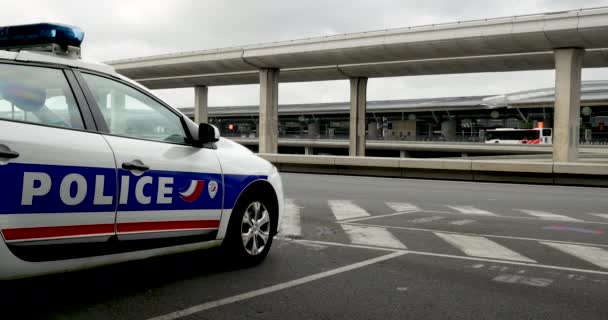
[241,201,271,256]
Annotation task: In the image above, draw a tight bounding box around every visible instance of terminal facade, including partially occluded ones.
[178,81,608,148]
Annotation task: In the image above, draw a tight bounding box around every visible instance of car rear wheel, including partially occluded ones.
[223,195,274,266]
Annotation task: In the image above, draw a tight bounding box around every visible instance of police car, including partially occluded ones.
[0,23,283,280]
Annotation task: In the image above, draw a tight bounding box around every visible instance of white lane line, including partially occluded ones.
[410,216,445,224]
[541,242,608,269]
[342,221,608,248]
[386,202,421,212]
[434,232,536,263]
[445,205,496,216]
[294,239,608,276]
[328,200,370,221]
[341,224,407,249]
[145,251,406,320]
[514,209,583,222]
[280,199,302,238]
[449,219,476,226]
[590,213,608,220]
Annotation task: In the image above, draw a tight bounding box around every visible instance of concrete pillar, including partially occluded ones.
[553,48,584,162]
[308,121,320,138]
[400,150,410,158]
[368,121,378,140]
[194,86,208,124]
[110,91,125,133]
[441,119,457,141]
[349,77,368,156]
[304,146,313,155]
[259,68,279,154]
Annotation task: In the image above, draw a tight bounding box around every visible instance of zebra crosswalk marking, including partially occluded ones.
[281,199,302,238]
[328,200,370,221]
[340,224,407,249]
[541,242,608,269]
[449,219,476,226]
[514,209,582,222]
[410,216,445,224]
[434,232,536,263]
[590,213,608,220]
[386,202,421,212]
[445,205,496,216]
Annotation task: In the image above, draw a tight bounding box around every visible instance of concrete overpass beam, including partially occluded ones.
[349,77,368,157]
[553,48,584,162]
[194,86,208,124]
[259,68,280,154]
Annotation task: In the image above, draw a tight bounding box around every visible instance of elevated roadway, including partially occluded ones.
[108,7,608,160]
[109,8,608,87]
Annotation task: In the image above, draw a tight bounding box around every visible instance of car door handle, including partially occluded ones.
[122,161,150,172]
[0,146,19,159]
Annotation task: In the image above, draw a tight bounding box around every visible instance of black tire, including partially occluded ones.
[222,192,275,267]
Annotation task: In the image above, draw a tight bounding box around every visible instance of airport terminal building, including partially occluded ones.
[179,81,608,146]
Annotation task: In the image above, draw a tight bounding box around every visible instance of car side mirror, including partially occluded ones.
[197,123,220,146]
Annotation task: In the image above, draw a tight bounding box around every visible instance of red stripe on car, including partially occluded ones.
[117,220,220,233]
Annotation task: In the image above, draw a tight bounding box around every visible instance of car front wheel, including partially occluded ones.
[223,195,274,266]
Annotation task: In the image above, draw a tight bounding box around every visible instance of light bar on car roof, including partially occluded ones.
[0,23,84,57]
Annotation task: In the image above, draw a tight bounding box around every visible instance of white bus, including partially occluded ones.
[485,128,552,144]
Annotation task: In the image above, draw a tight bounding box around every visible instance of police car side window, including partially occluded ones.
[0,64,84,129]
[81,73,187,144]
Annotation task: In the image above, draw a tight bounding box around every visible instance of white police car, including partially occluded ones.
[0,23,283,280]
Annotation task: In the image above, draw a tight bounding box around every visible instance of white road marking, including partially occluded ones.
[445,205,496,216]
[434,232,536,263]
[344,211,410,223]
[514,209,582,222]
[146,251,406,320]
[541,242,608,269]
[590,213,608,220]
[342,222,608,248]
[328,200,370,221]
[386,202,421,212]
[412,210,608,225]
[410,216,445,224]
[281,198,302,238]
[449,219,476,226]
[341,224,407,249]
[294,239,608,276]
[492,274,554,287]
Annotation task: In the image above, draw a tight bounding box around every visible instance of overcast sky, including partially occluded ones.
[2,0,608,107]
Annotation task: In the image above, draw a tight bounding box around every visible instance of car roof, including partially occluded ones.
[0,49,117,76]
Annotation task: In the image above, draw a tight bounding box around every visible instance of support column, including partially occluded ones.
[349,77,368,157]
[259,68,279,154]
[110,91,125,133]
[553,48,584,162]
[194,86,208,124]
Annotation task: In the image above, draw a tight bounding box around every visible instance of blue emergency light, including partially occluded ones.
[0,23,84,55]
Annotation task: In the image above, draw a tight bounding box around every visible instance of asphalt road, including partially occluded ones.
[3,173,608,319]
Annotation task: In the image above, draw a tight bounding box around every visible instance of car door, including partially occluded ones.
[77,71,223,241]
[0,63,117,246]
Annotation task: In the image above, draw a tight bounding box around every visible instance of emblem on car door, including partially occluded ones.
[208,180,218,199]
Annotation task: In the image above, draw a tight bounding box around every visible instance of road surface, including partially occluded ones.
[3,173,607,319]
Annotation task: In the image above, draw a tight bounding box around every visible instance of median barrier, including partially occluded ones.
[259,154,608,186]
